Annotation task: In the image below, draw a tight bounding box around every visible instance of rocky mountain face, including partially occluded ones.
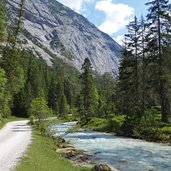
[8,0,122,75]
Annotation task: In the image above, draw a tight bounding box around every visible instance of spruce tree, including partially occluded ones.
[0,0,6,44]
[0,68,7,117]
[80,58,97,123]
[146,0,171,122]
[119,17,141,117]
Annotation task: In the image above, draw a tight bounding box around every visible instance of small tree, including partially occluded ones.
[29,97,50,126]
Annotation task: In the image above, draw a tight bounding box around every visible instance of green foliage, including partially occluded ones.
[0,68,11,118]
[117,0,171,141]
[84,117,108,131]
[53,136,65,147]
[59,94,70,117]
[29,115,35,125]
[94,72,117,117]
[85,116,125,133]
[107,115,125,134]
[29,97,50,126]
[15,129,91,171]
[1,47,25,95]
[79,58,99,123]
[0,68,7,98]
[1,92,12,118]
[40,123,47,135]
[0,0,6,42]
[133,107,160,137]
[145,0,171,122]
[160,126,171,135]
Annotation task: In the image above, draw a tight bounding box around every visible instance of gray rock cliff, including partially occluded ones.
[8,0,122,75]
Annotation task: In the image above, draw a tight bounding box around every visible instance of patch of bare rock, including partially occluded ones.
[56,142,120,171]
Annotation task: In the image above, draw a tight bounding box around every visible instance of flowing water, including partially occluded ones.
[51,122,171,171]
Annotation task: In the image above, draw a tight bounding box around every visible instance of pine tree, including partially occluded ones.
[0,0,6,44]
[146,0,171,122]
[139,15,147,115]
[48,77,59,114]
[8,0,25,47]
[0,0,26,96]
[119,17,141,117]
[101,73,117,116]
[57,62,70,119]
[1,48,24,95]
[0,68,7,117]
[118,46,135,115]
[80,58,97,123]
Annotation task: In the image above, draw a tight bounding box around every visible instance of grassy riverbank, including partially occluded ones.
[15,121,91,171]
[84,116,171,143]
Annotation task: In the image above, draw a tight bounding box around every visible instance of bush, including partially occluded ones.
[137,127,162,141]
[104,115,125,133]
[84,117,108,131]
[84,115,125,133]
[158,134,170,141]
[29,115,35,125]
[133,107,163,141]
[40,123,47,135]
[52,136,65,147]
[160,126,171,134]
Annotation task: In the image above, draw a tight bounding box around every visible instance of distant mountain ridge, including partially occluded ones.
[8,0,122,75]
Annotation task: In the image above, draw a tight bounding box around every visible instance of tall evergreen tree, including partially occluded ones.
[80,58,98,123]
[48,76,59,114]
[0,0,6,44]
[146,0,171,122]
[139,15,147,115]
[0,68,7,117]
[119,16,141,117]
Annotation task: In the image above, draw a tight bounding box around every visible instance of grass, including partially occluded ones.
[14,126,91,171]
[84,116,125,133]
[84,118,108,131]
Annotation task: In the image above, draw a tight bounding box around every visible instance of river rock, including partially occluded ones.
[93,163,119,171]
[56,145,94,167]
[119,159,128,163]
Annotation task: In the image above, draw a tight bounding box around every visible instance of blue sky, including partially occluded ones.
[57,0,170,44]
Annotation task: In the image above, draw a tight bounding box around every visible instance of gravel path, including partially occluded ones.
[0,120,32,171]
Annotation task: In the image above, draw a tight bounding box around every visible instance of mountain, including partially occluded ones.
[8,0,122,75]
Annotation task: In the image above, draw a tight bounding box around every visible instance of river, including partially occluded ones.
[51,122,171,171]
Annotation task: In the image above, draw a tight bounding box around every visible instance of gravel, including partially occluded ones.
[0,120,32,171]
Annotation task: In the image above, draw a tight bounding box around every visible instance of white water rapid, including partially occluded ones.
[51,122,171,171]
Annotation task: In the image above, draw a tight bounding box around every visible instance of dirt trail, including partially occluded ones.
[0,120,32,171]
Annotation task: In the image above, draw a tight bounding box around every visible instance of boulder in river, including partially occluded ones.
[93,163,119,171]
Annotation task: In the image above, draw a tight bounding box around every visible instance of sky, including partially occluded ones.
[57,0,170,44]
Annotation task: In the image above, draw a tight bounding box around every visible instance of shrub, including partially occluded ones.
[105,115,125,133]
[52,136,65,147]
[40,123,47,135]
[160,126,171,134]
[29,115,35,125]
[133,106,162,141]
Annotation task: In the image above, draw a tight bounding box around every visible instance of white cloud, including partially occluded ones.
[57,0,93,13]
[114,35,124,46]
[95,0,134,35]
